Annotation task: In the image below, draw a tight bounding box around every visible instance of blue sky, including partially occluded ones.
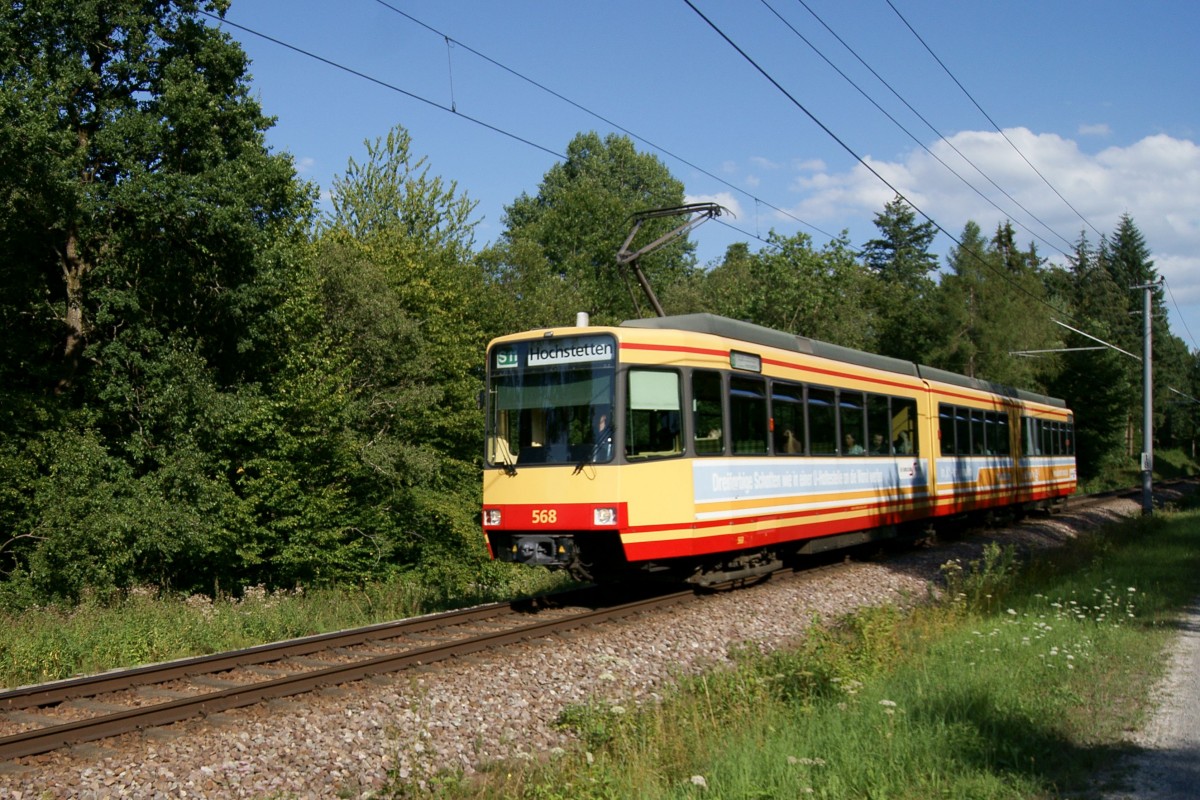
[218,0,1200,349]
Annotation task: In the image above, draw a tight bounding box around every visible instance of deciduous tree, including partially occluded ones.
[0,0,314,602]
[500,132,695,324]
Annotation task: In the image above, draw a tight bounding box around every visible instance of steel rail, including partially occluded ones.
[0,600,522,713]
[2,482,1181,762]
[0,588,696,761]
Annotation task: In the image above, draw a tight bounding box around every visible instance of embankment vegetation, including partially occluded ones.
[1,2,1195,616]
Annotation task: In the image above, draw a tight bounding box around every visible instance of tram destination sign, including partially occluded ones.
[525,336,615,367]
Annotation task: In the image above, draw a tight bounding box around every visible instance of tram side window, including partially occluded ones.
[992,412,1011,456]
[1040,419,1054,457]
[1066,422,1075,455]
[731,377,768,455]
[626,369,682,459]
[1021,416,1039,455]
[808,387,837,455]
[866,394,891,454]
[839,391,866,456]
[955,407,971,456]
[772,382,805,455]
[892,397,917,454]
[970,410,987,454]
[692,370,725,456]
[1052,422,1065,456]
[938,404,955,456]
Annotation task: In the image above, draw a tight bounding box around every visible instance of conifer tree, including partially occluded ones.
[860,195,940,362]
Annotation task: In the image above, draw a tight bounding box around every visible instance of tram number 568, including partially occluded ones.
[531,509,558,524]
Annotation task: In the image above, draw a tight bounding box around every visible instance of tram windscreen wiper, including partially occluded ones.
[573,425,614,475]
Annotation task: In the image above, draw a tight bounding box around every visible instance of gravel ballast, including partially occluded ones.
[0,497,1151,798]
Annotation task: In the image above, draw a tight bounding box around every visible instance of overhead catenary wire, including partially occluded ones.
[208,4,1192,353]
[1164,282,1198,350]
[775,0,1078,257]
[884,0,1105,241]
[680,0,1076,325]
[198,11,567,161]
[366,0,841,243]
[878,4,1194,351]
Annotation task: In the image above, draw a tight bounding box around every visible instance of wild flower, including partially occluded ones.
[184,593,215,620]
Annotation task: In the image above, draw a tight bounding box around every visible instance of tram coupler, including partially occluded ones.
[504,534,576,568]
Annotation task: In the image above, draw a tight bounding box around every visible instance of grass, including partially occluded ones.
[1077,446,1197,494]
[2,476,1196,797]
[435,500,1200,800]
[0,564,569,688]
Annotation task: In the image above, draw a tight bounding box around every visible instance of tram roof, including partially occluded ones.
[620,313,1066,410]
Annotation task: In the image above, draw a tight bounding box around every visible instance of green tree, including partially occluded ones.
[1067,232,1126,329]
[1097,215,1188,454]
[313,125,491,577]
[928,222,990,377]
[930,221,1057,389]
[0,0,315,602]
[693,231,873,348]
[327,126,477,253]
[859,195,940,362]
[0,0,310,394]
[1049,332,1129,480]
[478,237,587,338]
[1052,232,1136,466]
[500,132,695,324]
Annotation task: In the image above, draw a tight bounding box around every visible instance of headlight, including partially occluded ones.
[483,509,502,527]
[593,507,617,526]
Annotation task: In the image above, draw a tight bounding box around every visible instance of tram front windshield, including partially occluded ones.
[487,335,617,467]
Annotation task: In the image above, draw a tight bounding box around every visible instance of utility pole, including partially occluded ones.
[1134,279,1162,515]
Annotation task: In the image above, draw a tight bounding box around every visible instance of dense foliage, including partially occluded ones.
[1,3,1195,608]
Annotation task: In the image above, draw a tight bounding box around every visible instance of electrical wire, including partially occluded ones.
[366,0,840,242]
[779,0,1077,256]
[208,4,1192,353]
[884,0,1105,241]
[680,0,1075,323]
[198,11,567,161]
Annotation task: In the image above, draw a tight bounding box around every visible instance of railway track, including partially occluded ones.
[0,584,701,762]
[0,483,1179,763]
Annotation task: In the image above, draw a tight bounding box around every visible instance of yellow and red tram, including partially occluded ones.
[481,314,1076,584]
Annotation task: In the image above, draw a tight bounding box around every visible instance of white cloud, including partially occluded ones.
[750,155,784,170]
[785,129,1200,346]
[1079,123,1111,137]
